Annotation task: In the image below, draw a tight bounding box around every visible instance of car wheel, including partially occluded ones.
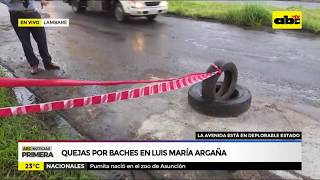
[146,15,157,21]
[115,3,127,22]
[188,83,251,117]
[72,0,86,13]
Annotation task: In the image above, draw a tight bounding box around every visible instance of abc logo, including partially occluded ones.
[274,15,300,24]
[272,11,302,29]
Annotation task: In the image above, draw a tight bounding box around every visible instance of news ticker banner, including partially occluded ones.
[18,19,69,27]
[18,132,301,171]
[196,132,302,139]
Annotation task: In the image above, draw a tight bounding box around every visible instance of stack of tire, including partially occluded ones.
[188,61,251,117]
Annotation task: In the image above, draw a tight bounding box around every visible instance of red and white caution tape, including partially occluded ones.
[0,67,221,117]
[0,72,208,87]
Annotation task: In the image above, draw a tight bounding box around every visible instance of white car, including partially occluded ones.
[67,0,168,22]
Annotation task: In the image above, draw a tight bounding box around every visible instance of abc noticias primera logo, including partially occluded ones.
[22,146,53,158]
[272,11,302,29]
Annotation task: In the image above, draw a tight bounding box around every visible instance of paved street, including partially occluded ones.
[0,1,319,179]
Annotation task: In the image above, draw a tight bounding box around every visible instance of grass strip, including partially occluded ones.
[0,70,97,179]
[168,1,320,33]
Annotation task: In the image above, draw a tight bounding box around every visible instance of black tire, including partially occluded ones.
[201,63,221,99]
[216,62,238,100]
[72,0,86,13]
[188,83,251,117]
[114,3,127,22]
[212,61,224,97]
[146,15,157,21]
[202,61,238,100]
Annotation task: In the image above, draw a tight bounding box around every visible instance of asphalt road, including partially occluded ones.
[0,2,320,179]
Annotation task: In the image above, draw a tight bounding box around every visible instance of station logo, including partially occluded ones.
[272,11,302,29]
[21,146,53,158]
[19,146,53,171]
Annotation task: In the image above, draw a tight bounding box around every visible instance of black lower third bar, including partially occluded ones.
[86,162,301,170]
[45,162,87,170]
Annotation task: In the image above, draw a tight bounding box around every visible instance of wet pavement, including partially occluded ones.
[1,1,320,179]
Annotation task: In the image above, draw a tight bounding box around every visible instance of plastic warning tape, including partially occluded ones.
[0,72,209,87]
[0,70,219,117]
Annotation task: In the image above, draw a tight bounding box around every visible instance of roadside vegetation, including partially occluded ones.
[0,70,96,179]
[168,1,320,33]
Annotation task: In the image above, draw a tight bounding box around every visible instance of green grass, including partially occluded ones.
[287,6,320,33]
[0,70,97,179]
[168,1,320,33]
